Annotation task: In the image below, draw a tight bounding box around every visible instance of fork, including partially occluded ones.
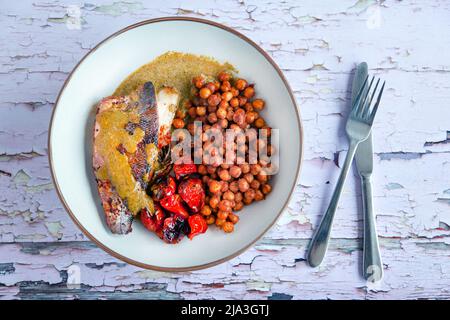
[307,75,385,267]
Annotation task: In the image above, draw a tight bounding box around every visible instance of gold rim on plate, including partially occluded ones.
[48,16,304,272]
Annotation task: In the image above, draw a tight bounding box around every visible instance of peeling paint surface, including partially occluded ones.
[0,0,449,300]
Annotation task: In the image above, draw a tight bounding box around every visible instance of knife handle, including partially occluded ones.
[361,174,383,282]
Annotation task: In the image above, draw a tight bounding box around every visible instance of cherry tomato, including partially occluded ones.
[178,178,205,213]
[173,164,197,180]
[151,176,177,201]
[140,204,166,233]
[161,215,189,244]
[160,194,189,218]
[187,214,208,240]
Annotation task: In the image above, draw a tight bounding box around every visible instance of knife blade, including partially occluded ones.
[353,63,373,174]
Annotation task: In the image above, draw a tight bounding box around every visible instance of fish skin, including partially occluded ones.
[93,82,178,234]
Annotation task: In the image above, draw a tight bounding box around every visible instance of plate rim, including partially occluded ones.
[48,16,304,272]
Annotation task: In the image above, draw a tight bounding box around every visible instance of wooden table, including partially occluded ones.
[1,0,449,299]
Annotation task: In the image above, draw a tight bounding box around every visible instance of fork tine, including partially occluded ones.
[357,76,374,118]
[351,75,369,116]
[363,78,380,120]
[369,81,385,123]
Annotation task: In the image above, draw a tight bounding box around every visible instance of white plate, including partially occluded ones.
[49,17,303,271]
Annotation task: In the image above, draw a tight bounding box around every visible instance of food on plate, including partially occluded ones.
[93,81,179,234]
[93,51,275,243]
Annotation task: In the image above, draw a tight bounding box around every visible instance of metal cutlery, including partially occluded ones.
[307,73,385,268]
[353,63,383,282]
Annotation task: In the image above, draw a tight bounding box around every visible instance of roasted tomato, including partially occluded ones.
[150,176,177,201]
[140,204,166,233]
[161,214,189,244]
[173,164,197,180]
[178,178,205,213]
[160,194,189,218]
[187,214,208,240]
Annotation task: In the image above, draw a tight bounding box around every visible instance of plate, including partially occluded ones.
[49,17,303,271]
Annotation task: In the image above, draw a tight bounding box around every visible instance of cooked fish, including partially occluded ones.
[93,82,178,234]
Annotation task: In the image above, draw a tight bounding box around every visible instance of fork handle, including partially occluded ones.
[308,140,359,267]
[361,174,383,281]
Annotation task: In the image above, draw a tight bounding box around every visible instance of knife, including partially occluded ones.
[352,62,383,282]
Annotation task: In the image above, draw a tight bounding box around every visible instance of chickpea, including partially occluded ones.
[243,173,254,184]
[243,86,255,99]
[230,97,239,108]
[209,195,221,208]
[195,106,206,117]
[229,165,242,178]
[256,173,268,183]
[202,175,210,185]
[222,221,234,233]
[172,118,185,129]
[239,163,250,174]
[235,79,248,91]
[245,112,257,124]
[222,91,233,102]
[209,180,222,194]
[252,99,265,110]
[250,180,261,190]
[238,96,247,107]
[244,102,253,112]
[229,181,239,193]
[231,87,239,97]
[206,215,215,225]
[218,118,228,128]
[201,205,212,216]
[188,107,197,118]
[218,71,231,82]
[220,80,231,92]
[207,113,218,124]
[175,109,186,118]
[193,76,205,89]
[233,108,246,127]
[219,200,232,212]
[198,164,207,175]
[254,117,265,128]
[206,165,217,175]
[206,82,216,93]
[221,163,230,169]
[226,108,235,121]
[216,107,227,119]
[208,94,221,107]
[250,164,261,175]
[220,181,229,193]
[199,87,212,99]
[215,218,226,227]
[244,189,256,200]
[218,169,231,181]
[261,183,272,195]
[243,197,253,205]
[217,210,229,220]
[223,190,235,201]
[234,192,243,203]
[228,213,240,224]
[254,190,264,201]
[234,201,244,211]
[238,178,250,193]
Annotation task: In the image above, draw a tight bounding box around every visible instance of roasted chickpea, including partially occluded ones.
[230,97,239,108]
[205,216,215,225]
[193,76,205,89]
[215,218,226,227]
[252,99,265,110]
[216,107,227,119]
[234,192,243,203]
[202,175,210,185]
[199,87,212,99]
[209,195,220,209]
[231,87,240,97]
[198,164,207,175]
[201,205,212,216]
[222,91,233,102]
[218,169,231,181]
[229,181,239,193]
[218,71,231,82]
[234,201,244,211]
[235,79,248,91]
[254,190,264,201]
[254,117,265,128]
[217,210,229,220]
[240,163,250,174]
[218,118,228,128]
[243,197,253,205]
[207,113,218,124]
[233,108,246,127]
[250,164,262,175]
[222,221,234,233]
[220,181,229,193]
[244,189,256,200]
[238,96,247,107]
[243,173,254,184]
[244,102,254,112]
[206,82,216,93]
[261,183,272,195]
[243,86,255,99]
[226,108,235,121]
[196,106,207,117]
[229,165,242,178]
[175,109,186,118]
[172,118,185,129]
[223,190,235,201]
[245,112,257,124]
[219,200,232,212]
[250,180,261,190]
[209,180,222,194]
[238,178,250,193]
[220,80,231,92]
[208,93,221,107]
[188,107,197,118]
[256,173,268,183]
[228,213,240,224]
